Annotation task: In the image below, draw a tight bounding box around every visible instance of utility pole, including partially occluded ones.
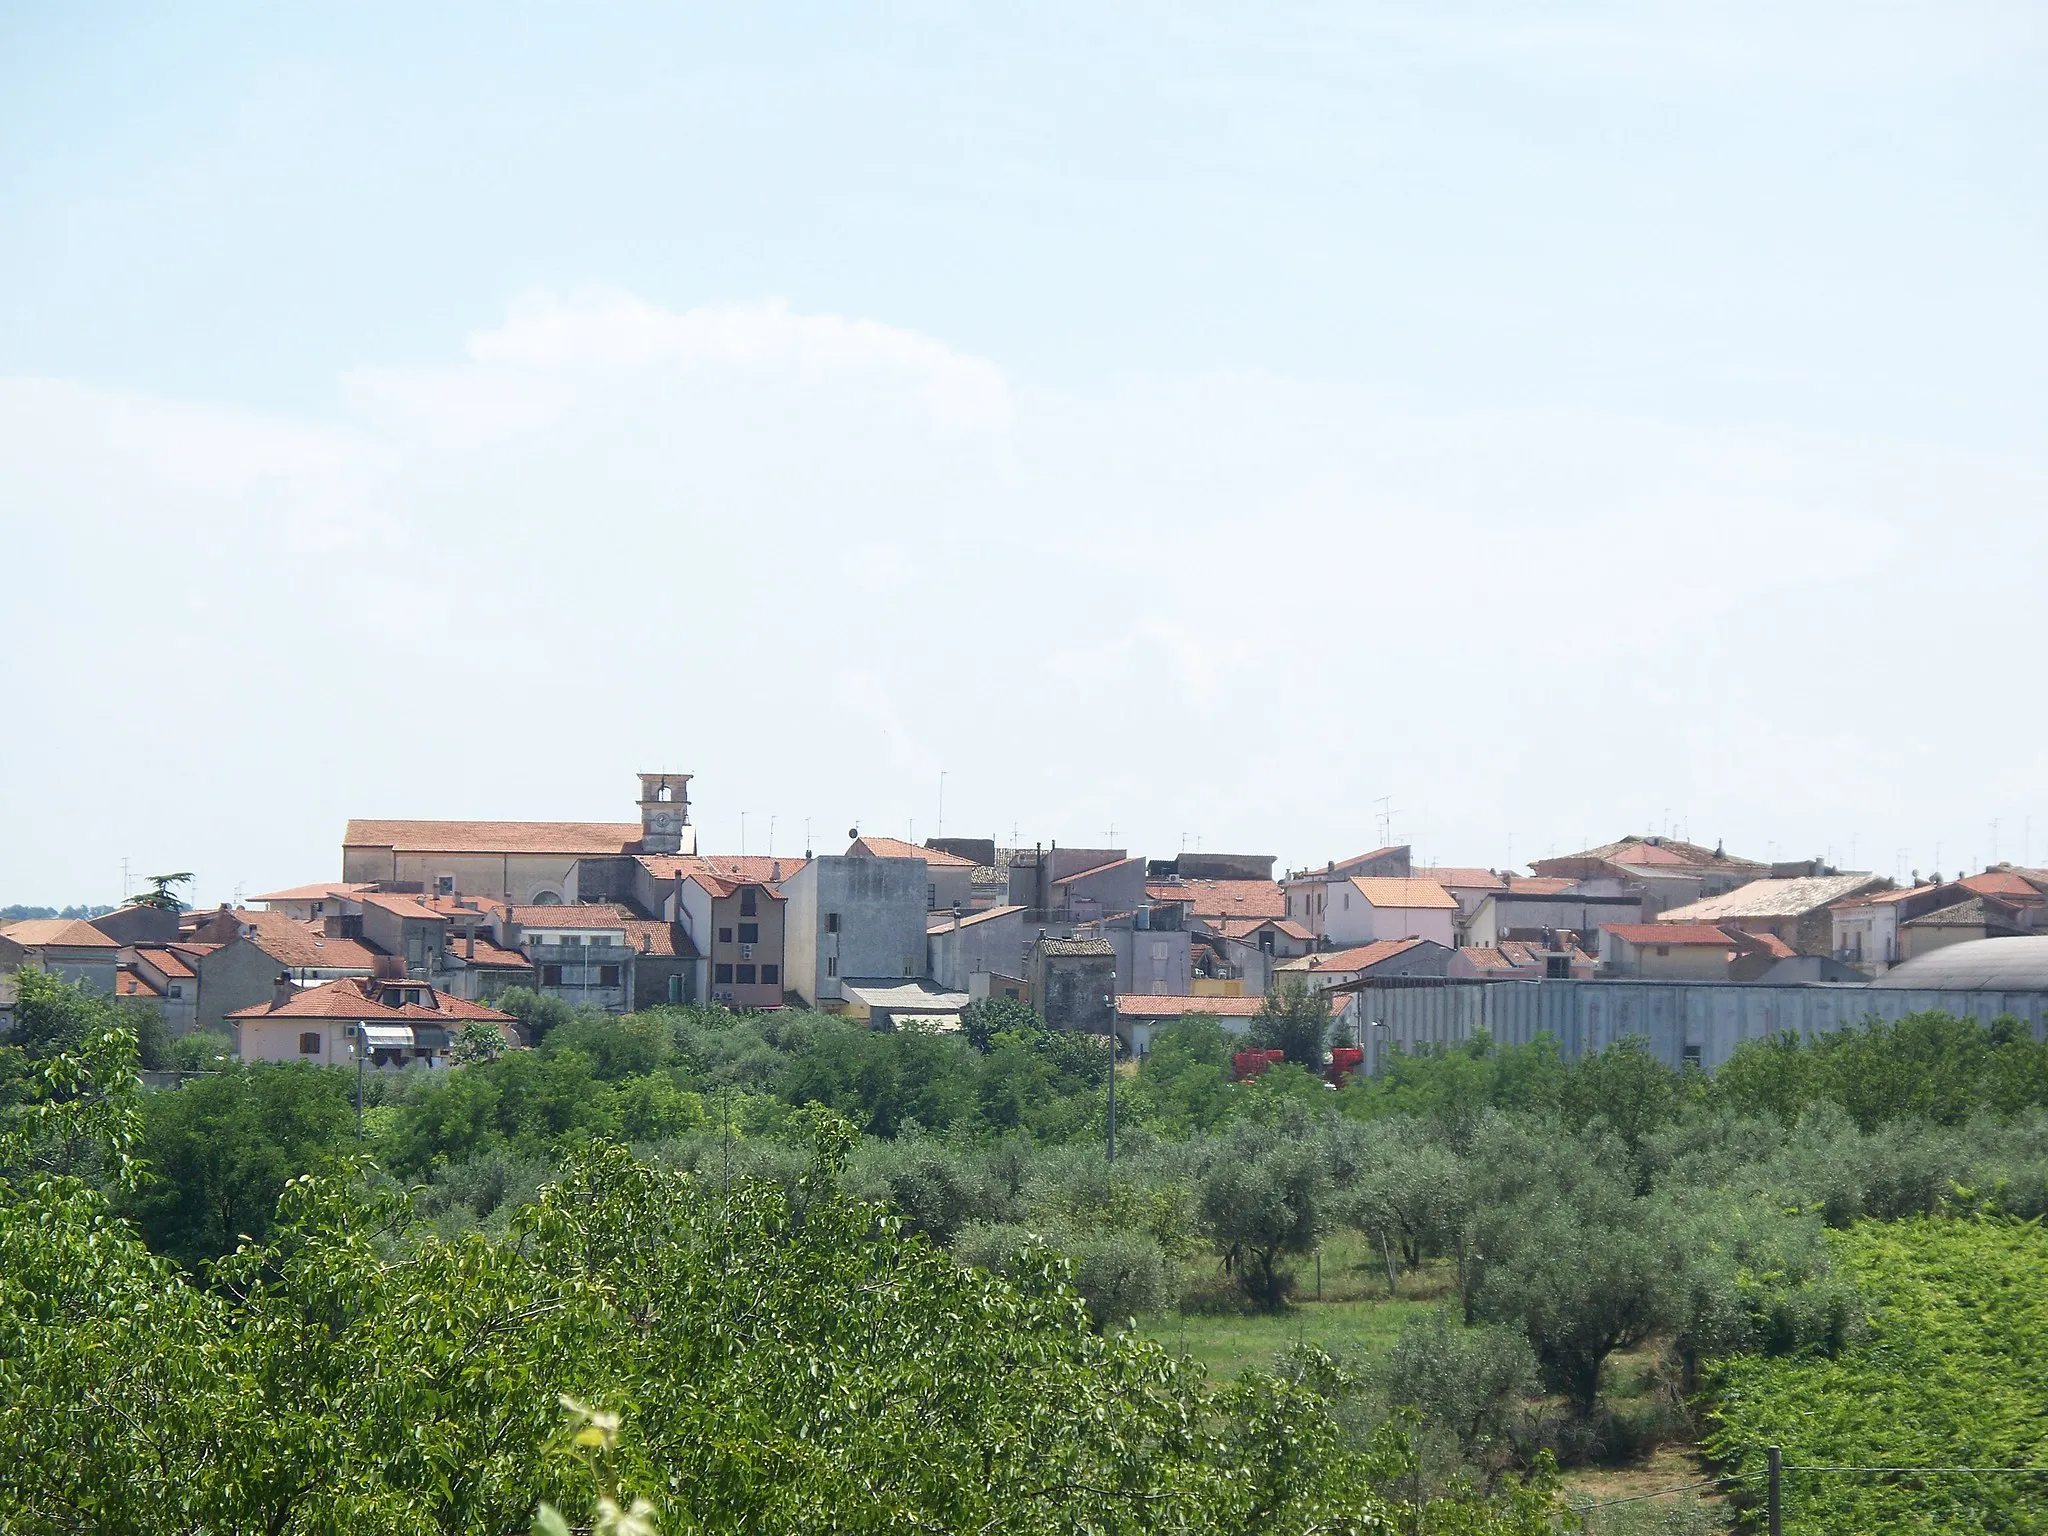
[355,1029,367,1141]
[937,771,946,838]
[1766,1445,1782,1536]
[1105,975,1117,1165]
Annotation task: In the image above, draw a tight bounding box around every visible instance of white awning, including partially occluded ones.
[360,1024,415,1050]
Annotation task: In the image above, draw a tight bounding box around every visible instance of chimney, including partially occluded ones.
[465,923,475,961]
[271,972,295,1010]
[641,932,652,954]
[952,906,962,932]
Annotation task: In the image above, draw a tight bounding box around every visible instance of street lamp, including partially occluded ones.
[1105,970,1117,1165]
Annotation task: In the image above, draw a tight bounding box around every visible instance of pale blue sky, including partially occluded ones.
[3,3,2045,903]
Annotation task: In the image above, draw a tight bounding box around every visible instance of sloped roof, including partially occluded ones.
[1053,856,1144,887]
[1212,916,1315,941]
[344,819,644,856]
[230,910,384,971]
[508,903,635,930]
[444,936,532,969]
[636,855,802,895]
[129,946,197,979]
[1115,994,1266,1018]
[251,882,372,903]
[1903,897,2015,929]
[1498,877,1579,896]
[1961,871,2047,901]
[1414,867,1506,891]
[1,918,121,949]
[1144,879,1286,921]
[1348,877,1459,911]
[1870,935,2048,989]
[115,969,162,998]
[1275,938,1429,973]
[927,905,1025,935]
[1457,946,1525,971]
[622,920,695,959]
[229,976,516,1023]
[1602,923,1737,947]
[848,835,976,867]
[1659,873,1889,922]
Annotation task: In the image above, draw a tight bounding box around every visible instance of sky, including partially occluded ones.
[2,1,2045,907]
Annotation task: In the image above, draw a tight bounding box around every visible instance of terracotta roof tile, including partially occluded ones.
[1276,938,1429,973]
[1115,994,1266,1018]
[927,905,1025,935]
[849,836,976,867]
[1347,877,1460,911]
[114,969,162,998]
[1602,923,1737,947]
[1053,856,1144,887]
[129,946,196,979]
[345,819,645,856]
[637,855,802,894]
[229,910,385,971]
[1144,879,1286,921]
[507,903,636,930]
[1,918,121,949]
[251,882,373,903]
[1501,878,1577,896]
[444,936,533,969]
[1414,867,1506,891]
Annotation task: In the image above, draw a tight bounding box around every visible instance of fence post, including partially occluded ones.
[1767,1445,1782,1536]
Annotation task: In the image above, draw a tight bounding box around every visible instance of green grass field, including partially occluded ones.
[1140,1295,1436,1378]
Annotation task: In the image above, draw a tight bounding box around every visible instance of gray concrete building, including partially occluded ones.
[1029,936,1116,1035]
[782,855,932,1009]
[926,905,1029,993]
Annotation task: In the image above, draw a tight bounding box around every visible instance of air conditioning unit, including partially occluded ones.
[739,943,753,960]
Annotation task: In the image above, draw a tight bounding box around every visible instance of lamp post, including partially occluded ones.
[1105,971,1117,1165]
[353,1020,367,1141]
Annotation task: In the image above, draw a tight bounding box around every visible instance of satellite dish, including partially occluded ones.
[848,827,860,840]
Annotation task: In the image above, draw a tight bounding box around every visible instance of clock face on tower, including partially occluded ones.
[647,810,681,833]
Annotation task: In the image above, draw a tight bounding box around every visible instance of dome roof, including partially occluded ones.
[1869,935,2048,991]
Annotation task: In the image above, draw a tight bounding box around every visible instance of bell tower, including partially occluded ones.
[637,771,693,855]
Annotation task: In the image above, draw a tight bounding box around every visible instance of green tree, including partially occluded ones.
[962,995,1040,1052]
[131,872,193,912]
[452,1020,509,1064]
[1198,1117,1329,1308]
[1248,978,1329,1068]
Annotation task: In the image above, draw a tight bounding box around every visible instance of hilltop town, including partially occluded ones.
[10,769,2045,1078]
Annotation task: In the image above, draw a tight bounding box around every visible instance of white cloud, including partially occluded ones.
[1,291,2043,904]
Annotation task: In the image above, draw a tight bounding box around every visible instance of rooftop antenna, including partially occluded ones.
[805,817,813,859]
[1374,796,1393,848]
[937,771,947,839]
[121,857,131,901]
[768,815,776,856]
[740,811,747,856]
[1991,818,2000,863]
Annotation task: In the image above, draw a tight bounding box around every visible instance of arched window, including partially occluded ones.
[299,1032,321,1056]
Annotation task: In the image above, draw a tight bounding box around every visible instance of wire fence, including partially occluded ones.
[1566,1453,2048,1530]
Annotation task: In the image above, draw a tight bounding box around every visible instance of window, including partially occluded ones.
[715,963,734,984]
[1656,945,1670,957]
[827,956,838,978]
[928,884,937,910]
[1682,1044,1703,1068]
[598,964,621,988]
[436,876,455,895]
[826,912,840,934]
[1004,987,1018,1000]
[541,964,563,986]
[738,922,759,945]
[740,888,758,917]
[737,964,757,985]
[718,926,733,944]
[299,1032,321,1056]
[667,975,683,1003]
[168,984,183,998]
[761,964,779,986]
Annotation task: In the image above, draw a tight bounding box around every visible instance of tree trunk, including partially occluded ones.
[1380,1231,1399,1298]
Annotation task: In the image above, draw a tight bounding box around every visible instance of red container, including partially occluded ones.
[1327,1046,1364,1085]
[1233,1048,1287,1080]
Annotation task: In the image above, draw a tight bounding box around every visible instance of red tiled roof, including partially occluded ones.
[1414,867,1505,891]
[1500,877,1576,896]
[1,918,121,949]
[621,919,689,959]
[1457,946,1521,971]
[1053,856,1144,887]
[129,946,196,980]
[115,969,162,998]
[229,976,515,1023]
[508,903,635,930]
[344,819,644,856]
[444,936,532,969]
[1348,877,1459,911]
[229,910,384,971]
[637,855,802,895]
[1278,938,1429,973]
[354,891,452,922]
[1737,931,1798,958]
[1330,847,1406,875]
[1602,924,1736,947]
[252,882,372,903]
[927,904,1025,935]
[1144,879,1286,920]
[1961,871,2044,900]
[1115,994,1266,1018]
[849,836,976,868]
[1212,916,1314,941]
